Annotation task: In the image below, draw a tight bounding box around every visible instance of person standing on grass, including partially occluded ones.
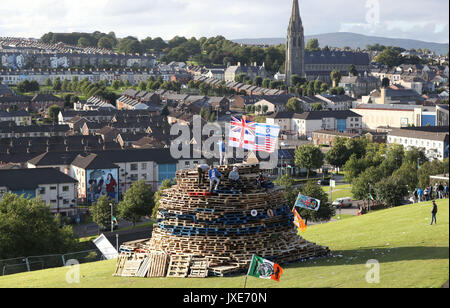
[438,183,444,199]
[431,200,438,225]
[417,187,424,202]
[444,183,449,198]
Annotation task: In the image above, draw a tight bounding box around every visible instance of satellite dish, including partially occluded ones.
[251,210,258,217]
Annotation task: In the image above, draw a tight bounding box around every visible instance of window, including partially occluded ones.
[130,174,138,181]
[39,187,45,194]
[62,186,69,192]
[130,164,138,171]
[142,163,147,170]
[50,186,56,190]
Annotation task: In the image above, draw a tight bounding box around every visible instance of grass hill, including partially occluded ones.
[0,199,448,288]
[233,32,449,55]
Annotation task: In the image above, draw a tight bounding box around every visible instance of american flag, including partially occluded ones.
[229,116,256,151]
[254,123,280,153]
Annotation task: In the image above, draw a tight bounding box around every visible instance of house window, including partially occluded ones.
[130,174,138,181]
[62,186,69,192]
[130,164,138,171]
[39,187,45,194]
[50,186,56,190]
[142,163,147,170]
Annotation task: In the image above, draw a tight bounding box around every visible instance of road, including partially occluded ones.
[72,218,153,238]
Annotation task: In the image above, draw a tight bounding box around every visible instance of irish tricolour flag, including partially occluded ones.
[247,255,283,283]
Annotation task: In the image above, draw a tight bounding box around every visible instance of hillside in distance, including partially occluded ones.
[233,32,449,55]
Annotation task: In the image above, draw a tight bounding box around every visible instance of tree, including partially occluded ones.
[0,193,77,259]
[138,81,147,91]
[374,47,403,67]
[152,179,174,219]
[77,37,91,47]
[351,166,383,201]
[273,174,295,188]
[45,78,52,87]
[92,195,115,231]
[349,64,358,76]
[286,97,303,113]
[111,80,120,90]
[311,103,323,111]
[305,38,320,52]
[97,36,114,50]
[326,138,350,169]
[290,74,303,87]
[53,77,62,91]
[295,145,324,179]
[330,87,345,95]
[392,162,419,192]
[254,76,263,87]
[262,79,271,88]
[382,77,390,88]
[298,181,335,225]
[330,70,342,88]
[161,105,170,117]
[118,180,155,227]
[48,105,62,123]
[374,176,408,207]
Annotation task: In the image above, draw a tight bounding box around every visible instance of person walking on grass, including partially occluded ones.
[431,201,438,225]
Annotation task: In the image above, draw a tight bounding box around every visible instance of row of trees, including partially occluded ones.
[41,31,119,50]
[45,77,118,105]
[326,136,449,207]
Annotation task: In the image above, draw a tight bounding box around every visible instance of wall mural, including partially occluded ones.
[86,168,119,205]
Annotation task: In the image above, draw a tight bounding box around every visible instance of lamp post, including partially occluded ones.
[110,203,114,233]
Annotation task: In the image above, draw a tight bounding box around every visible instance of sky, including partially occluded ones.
[0,0,448,43]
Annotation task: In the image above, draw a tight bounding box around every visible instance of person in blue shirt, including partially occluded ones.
[417,187,424,203]
[209,165,222,192]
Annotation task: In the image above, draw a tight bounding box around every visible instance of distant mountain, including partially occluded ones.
[233,32,449,55]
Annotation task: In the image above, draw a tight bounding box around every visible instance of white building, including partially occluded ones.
[387,128,449,161]
[0,168,78,216]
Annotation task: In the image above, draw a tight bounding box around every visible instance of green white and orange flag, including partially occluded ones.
[293,206,307,232]
[247,255,283,283]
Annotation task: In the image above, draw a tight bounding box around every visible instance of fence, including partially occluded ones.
[0,248,110,277]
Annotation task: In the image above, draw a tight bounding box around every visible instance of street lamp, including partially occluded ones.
[110,203,114,233]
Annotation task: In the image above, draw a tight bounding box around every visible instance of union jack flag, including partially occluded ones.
[229,116,256,150]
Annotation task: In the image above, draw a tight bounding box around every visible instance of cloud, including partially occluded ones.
[0,0,448,43]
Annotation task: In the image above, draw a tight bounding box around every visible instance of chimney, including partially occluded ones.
[380,87,386,105]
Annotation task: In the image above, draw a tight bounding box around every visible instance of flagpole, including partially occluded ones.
[244,254,254,289]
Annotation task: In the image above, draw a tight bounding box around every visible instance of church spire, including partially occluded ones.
[290,0,301,24]
[285,0,305,85]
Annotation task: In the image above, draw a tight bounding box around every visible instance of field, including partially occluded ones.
[323,184,353,202]
[0,199,448,288]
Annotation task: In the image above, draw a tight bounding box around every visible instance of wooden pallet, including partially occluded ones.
[188,257,209,278]
[147,251,169,278]
[166,255,192,278]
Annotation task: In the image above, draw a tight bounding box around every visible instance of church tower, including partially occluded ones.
[285,0,305,86]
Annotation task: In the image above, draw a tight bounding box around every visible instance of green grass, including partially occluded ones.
[323,184,353,201]
[0,199,448,288]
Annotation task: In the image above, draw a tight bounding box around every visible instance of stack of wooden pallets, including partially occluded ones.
[114,164,329,278]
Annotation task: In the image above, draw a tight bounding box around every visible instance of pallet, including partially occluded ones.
[147,251,169,278]
[166,255,192,278]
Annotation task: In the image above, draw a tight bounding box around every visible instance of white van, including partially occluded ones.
[332,197,353,208]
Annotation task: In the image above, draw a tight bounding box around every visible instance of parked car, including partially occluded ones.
[332,197,353,208]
